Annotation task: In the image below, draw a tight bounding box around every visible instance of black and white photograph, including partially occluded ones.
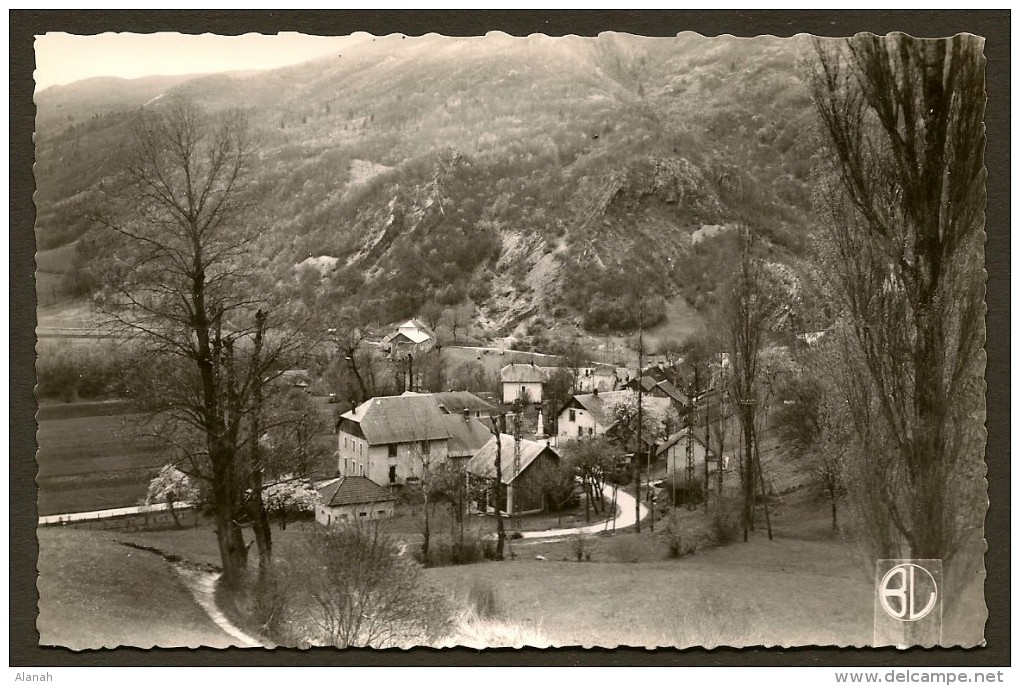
[30,24,990,653]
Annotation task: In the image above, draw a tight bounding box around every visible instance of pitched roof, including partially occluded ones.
[317,475,395,507]
[340,395,451,445]
[500,363,548,384]
[443,414,494,458]
[563,391,673,431]
[658,428,714,457]
[431,390,497,415]
[466,434,558,485]
[567,390,633,427]
[655,379,689,405]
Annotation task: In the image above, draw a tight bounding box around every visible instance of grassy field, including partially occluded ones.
[425,536,872,648]
[37,527,235,649]
[36,404,168,515]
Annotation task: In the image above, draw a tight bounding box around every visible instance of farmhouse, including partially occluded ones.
[466,434,560,515]
[379,318,436,356]
[336,392,491,486]
[626,375,690,409]
[556,389,672,441]
[315,475,396,525]
[500,362,548,404]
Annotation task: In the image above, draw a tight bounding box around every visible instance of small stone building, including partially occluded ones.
[315,475,396,526]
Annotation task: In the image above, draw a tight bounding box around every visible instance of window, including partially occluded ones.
[587,427,594,436]
[389,465,397,484]
[388,443,398,458]
[343,458,348,473]
[378,510,386,516]
[360,464,364,476]
[577,427,583,437]
[569,409,576,422]
[359,512,368,518]
[420,440,431,455]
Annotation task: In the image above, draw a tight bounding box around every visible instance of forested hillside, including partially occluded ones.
[35,32,824,338]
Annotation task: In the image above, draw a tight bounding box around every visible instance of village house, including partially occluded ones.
[657,426,718,481]
[556,389,672,442]
[466,434,560,515]
[315,475,396,525]
[335,392,492,487]
[625,375,690,409]
[500,362,548,404]
[378,318,436,357]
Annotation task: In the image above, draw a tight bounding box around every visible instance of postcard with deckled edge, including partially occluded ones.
[34,29,987,650]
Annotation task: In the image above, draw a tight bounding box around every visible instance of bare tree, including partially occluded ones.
[812,34,987,566]
[562,436,615,522]
[725,226,774,542]
[296,523,451,648]
[329,306,372,404]
[87,97,300,588]
[419,300,445,333]
[444,302,473,344]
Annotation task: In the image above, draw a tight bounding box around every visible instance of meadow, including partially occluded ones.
[36,401,167,515]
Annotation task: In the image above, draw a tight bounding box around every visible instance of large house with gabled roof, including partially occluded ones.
[336,392,493,487]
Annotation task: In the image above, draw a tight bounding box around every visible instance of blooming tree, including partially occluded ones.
[146,464,199,528]
[262,475,319,530]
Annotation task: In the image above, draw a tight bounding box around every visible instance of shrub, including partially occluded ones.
[466,579,503,620]
[711,501,740,546]
[291,522,453,648]
[608,535,646,563]
[416,533,489,567]
[662,510,697,559]
[571,535,593,562]
[660,477,705,508]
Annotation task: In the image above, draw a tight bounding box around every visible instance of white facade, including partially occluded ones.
[557,404,606,439]
[337,431,449,487]
[502,380,544,405]
[315,500,394,526]
[661,435,712,478]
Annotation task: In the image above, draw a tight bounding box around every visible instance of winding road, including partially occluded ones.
[517,484,648,539]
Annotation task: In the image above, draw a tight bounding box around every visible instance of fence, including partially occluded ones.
[39,502,199,532]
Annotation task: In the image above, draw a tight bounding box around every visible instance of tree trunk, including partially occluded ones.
[168,499,181,529]
[755,441,773,541]
[249,309,273,569]
[492,430,505,560]
[583,474,591,523]
[214,502,248,590]
[831,498,838,532]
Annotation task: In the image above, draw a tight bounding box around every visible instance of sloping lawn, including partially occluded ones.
[425,536,873,648]
[37,528,236,649]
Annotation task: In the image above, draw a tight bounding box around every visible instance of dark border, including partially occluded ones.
[11,9,1010,668]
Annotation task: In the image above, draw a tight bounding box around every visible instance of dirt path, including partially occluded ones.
[172,565,264,648]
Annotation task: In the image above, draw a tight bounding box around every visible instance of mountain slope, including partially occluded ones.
[34,32,822,339]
